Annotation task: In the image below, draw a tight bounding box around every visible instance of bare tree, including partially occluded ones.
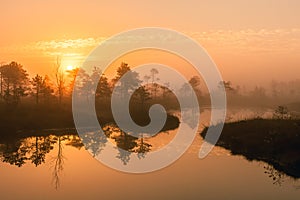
[54,57,65,105]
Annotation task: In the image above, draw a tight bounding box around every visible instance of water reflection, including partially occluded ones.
[81,130,107,157]
[80,124,154,165]
[0,123,299,189]
[1,136,56,167]
[0,126,156,168]
[50,136,68,189]
[0,135,72,189]
[264,164,286,186]
[0,125,155,188]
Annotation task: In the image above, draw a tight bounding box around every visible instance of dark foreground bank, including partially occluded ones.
[200,119,300,178]
[0,104,180,142]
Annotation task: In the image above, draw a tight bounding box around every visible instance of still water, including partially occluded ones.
[0,110,299,200]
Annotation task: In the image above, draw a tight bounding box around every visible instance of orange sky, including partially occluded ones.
[1,0,300,88]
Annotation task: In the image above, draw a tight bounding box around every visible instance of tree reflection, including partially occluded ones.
[81,130,108,157]
[0,134,82,189]
[0,126,160,188]
[264,164,285,185]
[80,125,153,164]
[136,136,152,159]
[112,129,137,165]
[0,127,153,168]
[1,127,297,191]
[50,136,68,190]
[112,128,152,164]
[65,135,84,150]
[1,140,28,167]
[30,136,55,166]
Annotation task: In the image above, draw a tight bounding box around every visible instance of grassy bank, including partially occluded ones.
[200,119,300,178]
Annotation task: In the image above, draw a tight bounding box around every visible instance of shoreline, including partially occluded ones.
[0,108,180,142]
[200,118,300,178]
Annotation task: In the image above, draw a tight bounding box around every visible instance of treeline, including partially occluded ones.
[1,60,299,110]
[0,61,61,106]
[0,60,299,132]
[0,61,184,132]
[213,80,300,108]
[0,61,201,108]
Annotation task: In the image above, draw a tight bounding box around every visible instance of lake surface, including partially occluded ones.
[0,109,299,200]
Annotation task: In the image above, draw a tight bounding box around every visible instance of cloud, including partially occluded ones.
[1,29,300,62]
[186,28,300,54]
[33,37,105,51]
[0,37,106,59]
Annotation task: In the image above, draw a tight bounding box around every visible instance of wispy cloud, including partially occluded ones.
[1,29,300,62]
[33,37,105,51]
[187,28,300,54]
[0,37,103,57]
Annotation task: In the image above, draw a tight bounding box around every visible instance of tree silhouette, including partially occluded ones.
[219,81,235,93]
[31,74,43,104]
[0,61,29,105]
[150,68,159,84]
[179,82,191,98]
[150,68,159,97]
[162,82,171,97]
[95,68,111,100]
[31,74,54,104]
[133,85,151,110]
[143,75,151,85]
[99,76,111,96]
[40,75,55,104]
[71,68,90,98]
[0,62,4,100]
[54,57,65,105]
[66,67,80,96]
[271,80,279,98]
[251,86,266,98]
[189,76,202,97]
[113,62,141,98]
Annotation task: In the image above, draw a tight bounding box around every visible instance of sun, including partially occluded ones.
[66,65,75,71]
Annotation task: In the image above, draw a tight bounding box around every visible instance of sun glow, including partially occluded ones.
[66,65,75,71]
